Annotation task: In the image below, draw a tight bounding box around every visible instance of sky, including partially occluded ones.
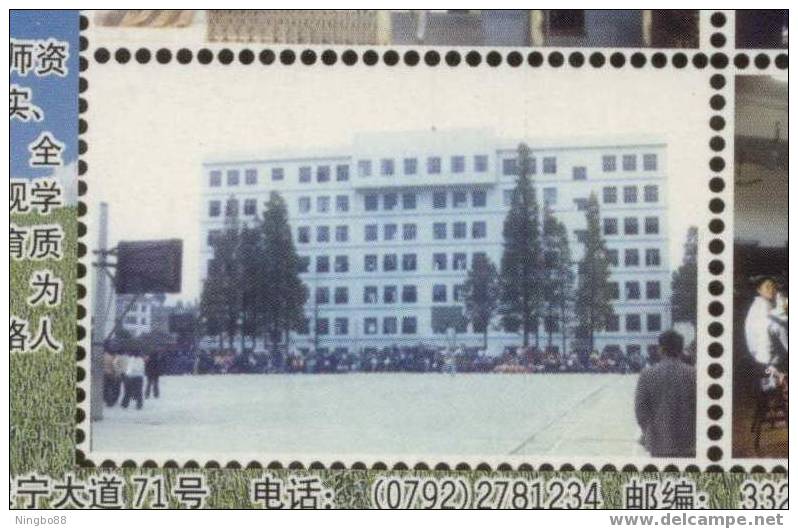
[84,46,709,303]
[10,10,79,178]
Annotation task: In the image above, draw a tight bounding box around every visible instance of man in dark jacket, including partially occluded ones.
[635,330,696,457]
[145,351,161,399]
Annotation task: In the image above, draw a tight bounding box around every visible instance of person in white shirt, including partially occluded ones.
[744,277,788,389]
[121,351,146,410]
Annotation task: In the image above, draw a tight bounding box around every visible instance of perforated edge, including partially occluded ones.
[74,10,787,473]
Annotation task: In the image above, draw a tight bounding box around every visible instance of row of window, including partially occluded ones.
[602,216,661,236]
[607,248,661,268]
[365,190,488,212]
[608,280,662,300]
[208,153,659,189]
[295,312,664,337]
[499,184,659,209]
[295,221,488,245]
[500,153,658,177]
[299,251,488,274]
[313,284,468,305]
[208,198,259,218]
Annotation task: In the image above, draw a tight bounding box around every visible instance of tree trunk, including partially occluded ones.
[483,327,488,350]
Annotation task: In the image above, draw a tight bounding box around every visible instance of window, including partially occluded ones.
[432,284,447,302]
[297,226,310,244]
[336,164,349,182]
[453,222,467,239]
[574,198,589,211]
[602,155,617,172]
[298,256,310,273]
[427,156,441,174]
[606,249,619,266]
[647,314,662,332]
[453,191,467,208]
[383,254,398,272]
[334,287,348,304]
[624,217,639,235]
[380,159,394,176]
[334,255,348,273]
[335,317,349,335]
[364,224,378,242]
[316,196,330,213]
[364,286,378,304]
[433,191,447,209]
[384,223,397,241]
[271,167,284,181]
[622,154,637,171]
[433,253,447,271]
[207,229,221,246]
[403,158,417,176]
[364,254,377,272]
[645,248,661,266]
[606,315,620,332]
[453,284,466,302]
[503,189,514,206]
[402,223,417,241]
[402,253,417,271]
[572,166,587,180]
[402,285,417,303]
[644,185,659,203]
[646,281,661,300]
[543,187,557,205]
[244,199,257,216]
[643,153,657,171]
[317,166,330,182]
[502,158,518,176]
[336,195,349,212]
[402,192,416,210]
[316,226,330,243]
[542,157,557,174]
[623,186,638,204]
[402,317,417,334]
[602,186,617,204]
[227,170,240,186]
[625,314,641,332]
[472,190,487,207]
[383,286,397,303]
[453,253,467,270]
[364,194,379,211]
[624,248,640,267]
[208,200,221,217]
[299,166,312,183]
[474,155,488,172]
[383,317,397,335]
[603,218,618,236]
[384,193,398,211]
[451,155,465,173]
[357,160,372,177]
[472,221,487,239]
[245,169,257,185]
[433,222,447,240]
[574,229,588,244]
[298,197,311,213]
[608,282,620,300]
[625,281,641,300]
[316,318,329,335]
[315,287,330,304]
[364,317,378,335]
[225,198,239,217]
[209,170,222,187]
[644,217,659,235]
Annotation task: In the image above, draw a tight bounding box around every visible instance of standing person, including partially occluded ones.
[121,351,145,410]
[102,347,121,406]
[634,330,696,457]
[744,277,788,389]
[145,351,161,399]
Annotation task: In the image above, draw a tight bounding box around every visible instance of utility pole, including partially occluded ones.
[90,202,110,421]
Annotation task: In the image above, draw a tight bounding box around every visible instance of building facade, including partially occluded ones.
[200,130,671,360]
[115,293,168,337]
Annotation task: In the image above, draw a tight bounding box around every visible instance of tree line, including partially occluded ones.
[200,143,697,356]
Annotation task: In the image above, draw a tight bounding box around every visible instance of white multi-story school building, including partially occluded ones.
[200,129,671,359]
